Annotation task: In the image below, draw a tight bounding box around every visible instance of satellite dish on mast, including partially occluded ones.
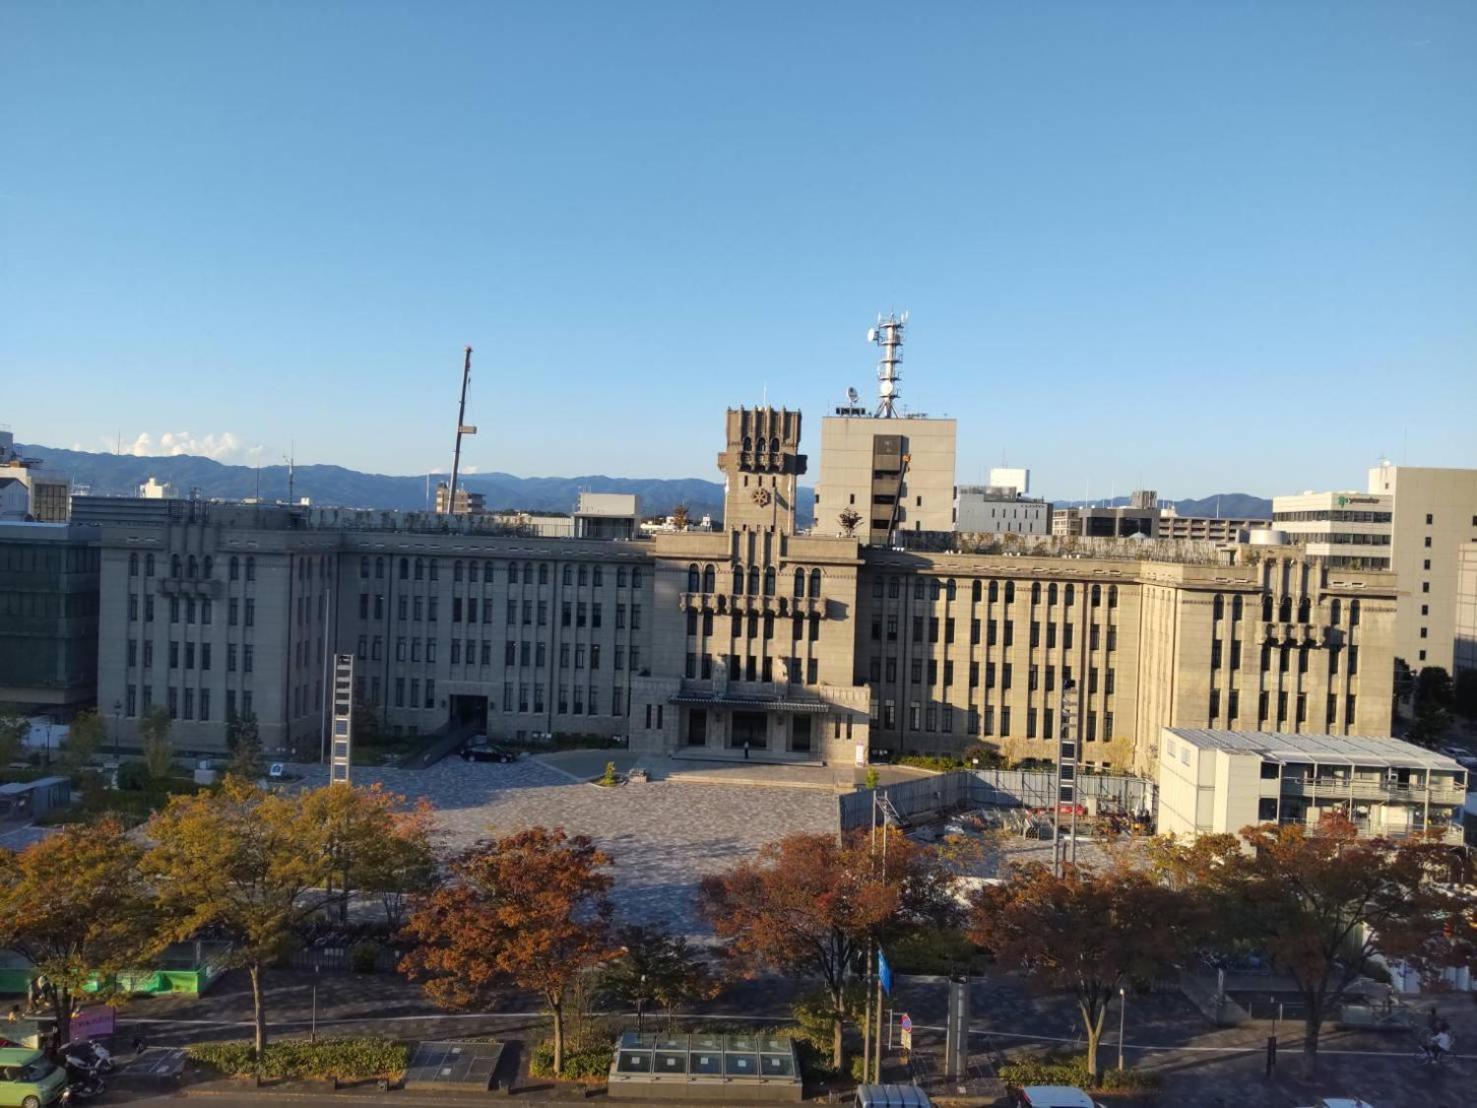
[847,387,860,404]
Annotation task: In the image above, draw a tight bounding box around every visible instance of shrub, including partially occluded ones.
[888,924,989,976]
[527,1040,612,1080]
[896,754,958,772]
[599,761,618,787]
[863,767,880,790]
[117,760,151,791]
[350,940,381,974]
[997,1052,1160,1092]
[186,1038,408,1080]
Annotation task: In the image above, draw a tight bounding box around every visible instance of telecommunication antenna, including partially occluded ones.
[868,311,907,418]
[447,346,477,515]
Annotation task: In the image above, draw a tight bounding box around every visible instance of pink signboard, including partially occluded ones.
[68,1005,116,1042]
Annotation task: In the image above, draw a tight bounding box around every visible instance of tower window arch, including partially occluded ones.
[1279,596,1292,622]
[971,580,981,602]
[794,568,805,597]
[1048,582,1058,606]
[187,555,198,578]
[734,565,744,594]
[1297,596,1311,623]
[688,564,701,592]
[203,556,213,578]
[129,552,139,577]
[399,558,409,580]
[414,557,425,581]
[809,568,822,597]
[145,553,155,577]
[749,566,760,595]
[702,564,715,593]
[171,555,181,578]
[763,567,775,596]
[1213,594,1224,621]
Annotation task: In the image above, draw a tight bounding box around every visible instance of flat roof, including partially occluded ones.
[1164,728,1464,771]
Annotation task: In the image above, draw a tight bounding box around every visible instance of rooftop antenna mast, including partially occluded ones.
[447,346,477,515]
[868,311,907,418]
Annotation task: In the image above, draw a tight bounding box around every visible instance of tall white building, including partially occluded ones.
[1271,490,1393,570]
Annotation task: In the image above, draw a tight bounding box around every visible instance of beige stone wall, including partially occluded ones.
[815,415,956,540]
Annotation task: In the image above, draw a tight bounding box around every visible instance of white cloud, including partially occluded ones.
[123,431,259,462]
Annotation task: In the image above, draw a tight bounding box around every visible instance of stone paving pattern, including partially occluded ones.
[288,756,835,932]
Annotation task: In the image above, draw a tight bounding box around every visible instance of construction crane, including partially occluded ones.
[446,346,477,514]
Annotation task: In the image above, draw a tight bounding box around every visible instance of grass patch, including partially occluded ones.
[186,1038,408,1081]
[527,1040,612,1081]
[999,1052,1161,1093]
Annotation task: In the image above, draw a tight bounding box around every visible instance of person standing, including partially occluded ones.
[743,740,750,760]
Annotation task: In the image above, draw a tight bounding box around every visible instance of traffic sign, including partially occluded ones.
[900,1013,912,1032]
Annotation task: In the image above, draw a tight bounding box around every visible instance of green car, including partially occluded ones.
[0,1048,68,1107]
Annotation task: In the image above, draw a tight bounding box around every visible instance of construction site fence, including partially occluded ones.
[837,768,1157,834]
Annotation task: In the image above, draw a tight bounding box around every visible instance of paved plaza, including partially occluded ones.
[288,755,836,932]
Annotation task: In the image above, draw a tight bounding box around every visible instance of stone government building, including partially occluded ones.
[94,406,1396,776]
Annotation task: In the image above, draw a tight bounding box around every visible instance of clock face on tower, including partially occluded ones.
[752,487,772,507]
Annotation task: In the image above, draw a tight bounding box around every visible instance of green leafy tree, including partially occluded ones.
[144,778,334,1056]
[597,924,717,1026]
[837,508,862,537]
[301,783,428,923]
[0,819,159,1043]
[356,798,439,931]
[225,711,263,780]
[63,710,106,775]
[0,705,29,767]
[138,704,175,780]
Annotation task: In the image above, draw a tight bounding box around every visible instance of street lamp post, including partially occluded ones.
[1117,987,1126,1072]
[637,974,646,1038]
[112,699,122,762]
[311,963,321,1044]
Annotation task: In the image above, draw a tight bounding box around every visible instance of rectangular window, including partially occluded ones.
[244,599,255,627]
[243,645,254,673]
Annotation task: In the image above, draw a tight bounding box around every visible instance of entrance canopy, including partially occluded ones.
[670,693,829,714]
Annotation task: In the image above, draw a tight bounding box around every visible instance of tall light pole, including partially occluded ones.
[1117,987,1126,1072]
[112,699,122,762]
[637,973,647,1039]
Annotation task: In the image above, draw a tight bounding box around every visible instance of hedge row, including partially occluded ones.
[527,1040,613,1081]
[185,1037,408,1080]
[998,1053,1161,1092]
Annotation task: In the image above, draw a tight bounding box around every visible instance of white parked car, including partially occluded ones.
[1296,1099,1375,1108]
[1016,1087,1103,1108]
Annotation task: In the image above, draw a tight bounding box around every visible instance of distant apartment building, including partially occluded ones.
[0,431,70,522]
[1052,493,1159,539]
[0,521,100,709]
[1157,728,1466,844]
[956,467,1052,536]
[1366,463,1477,674]
[1272,490,1392,569]
[573,492,641,540]
[1156,507,1268,543]
[434,482,485,515]
[91,405,1398,776]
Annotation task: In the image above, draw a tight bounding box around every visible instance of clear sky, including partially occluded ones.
[2,2,1474,500]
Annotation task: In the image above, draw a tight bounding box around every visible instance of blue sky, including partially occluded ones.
[2,2,1473,499]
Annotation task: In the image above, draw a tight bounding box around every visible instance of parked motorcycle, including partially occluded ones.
[63,1040,114,1074]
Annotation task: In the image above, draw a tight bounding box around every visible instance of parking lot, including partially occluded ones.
[288,755,836,933]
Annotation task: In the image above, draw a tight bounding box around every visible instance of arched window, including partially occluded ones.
[688,564,701,592]
[203,556,213,578]
[399,558,409,580]
[523,561,533,583]
[1108,585,1118,609]
[1048,583,1058,606]
[1330,599,1341,626]
[1349,599,1360,626]
[1232,595,1243,620]
[743,436,753,451]
[809,569,822,597]
[971,580,982,602]
[1031,582,1041,604]
[748,566,760,595]
[1261,594,1273,622]
[1005,581,1015,603]
[888,576,900,599]
[484,559,495,581]
[508,561,519,584]
[770,437,779,453]
[914,578,925,600]
[734,565,744,594]
[454,560,464,582]
[145,553,155,577]
[632,567,643,588]
[1213,594,1224,621]
[429,559,439,582]
[245,556,255,581]
[702,564,715,593]
[374,556,384,579]
[764,566,776,596]
[360,556,369,579]
[930,579,941,600]
[187,555,198,578]
[794,568,806,596]
[988,580,999,603]
[128,552,138,577]
[468,560,480,583]
[1278,596,1292,622]
[170,554,181,578]
[946,579,956,601]
[563,565,573,586]
[1064,583,1074,606]
[414,558,425,581]
[1090,584,1102,607]
[539,563,549,585]
[1297,596,1310,623]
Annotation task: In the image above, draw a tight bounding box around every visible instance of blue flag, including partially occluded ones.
[877,948,893,995]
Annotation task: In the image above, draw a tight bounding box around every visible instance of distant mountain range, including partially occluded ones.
[21,442,1271,524]
[17,442,781,522]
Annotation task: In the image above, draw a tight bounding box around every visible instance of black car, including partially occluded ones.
[460,740,518,763]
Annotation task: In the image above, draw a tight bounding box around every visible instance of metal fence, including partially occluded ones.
[837,769,1156,834]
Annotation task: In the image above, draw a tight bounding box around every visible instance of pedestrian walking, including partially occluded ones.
[743,740,750,760]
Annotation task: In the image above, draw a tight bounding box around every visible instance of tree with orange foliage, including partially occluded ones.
[1156,816,1466,1072]
[697,829,946,1070]
[400,827,614,1075]
[0,819,158,1044]
[967,862,1196,1081]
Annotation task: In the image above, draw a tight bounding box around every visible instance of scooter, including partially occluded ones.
[64,1040,114,1074]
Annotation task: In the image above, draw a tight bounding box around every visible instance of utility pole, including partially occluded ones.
[447,346,477,515]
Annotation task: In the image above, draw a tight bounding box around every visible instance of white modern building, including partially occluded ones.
[1156,727,1467,844]
[1272,490,1392,570]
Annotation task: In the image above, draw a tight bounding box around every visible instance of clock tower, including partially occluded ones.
[718,408,807,534]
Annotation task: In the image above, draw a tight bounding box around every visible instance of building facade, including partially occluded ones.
[1272,490,1392,570]
[955,487,1053,535]
[1157,728,1466,844]
[1156,510,1268,543]
[90,407,1399,774]
[1456,543,1477,676]
[0,522,100,709]
[814,413,957,542]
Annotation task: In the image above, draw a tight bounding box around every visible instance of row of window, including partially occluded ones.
[127,595,257,626]
[357,556,644,589]
[1216,594,1363,626]
[1209,689,1357,729]
[1211,641,1361,677]
[869,615,1116,652]
[874,700,1116,741]
[872,578,1119,607]
[684,653,820,684]
[123,684,254,721]
[684,564,824,598]
[686,611,822,641]
[497,682,619,716]
[356,593,644,630]
[126,639,255,673]
[1273,510,1392,523]
[866,657,1112,694]
[353,634,644,673]
[129,552,259,581]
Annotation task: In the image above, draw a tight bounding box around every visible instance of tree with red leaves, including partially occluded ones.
[400,827,614,1075]
[698,829,945,1070]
